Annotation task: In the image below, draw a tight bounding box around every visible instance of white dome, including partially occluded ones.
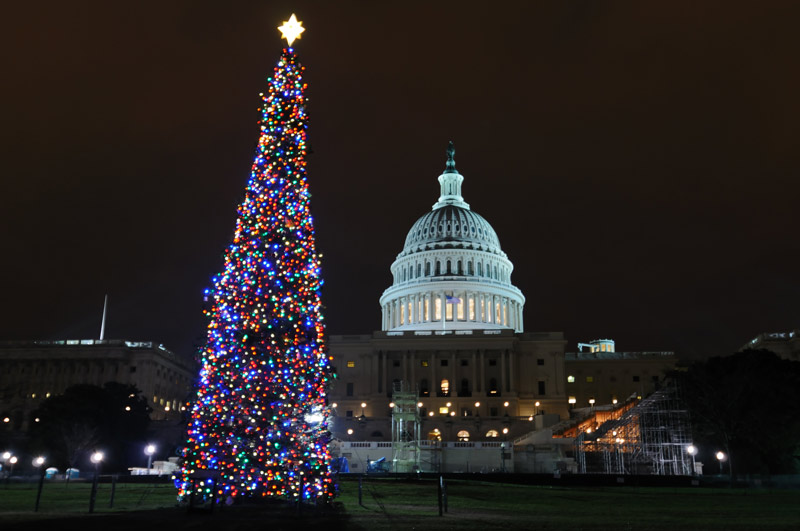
[379,142,525,332]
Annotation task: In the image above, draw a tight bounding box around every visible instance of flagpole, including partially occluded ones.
[99,294,108,340]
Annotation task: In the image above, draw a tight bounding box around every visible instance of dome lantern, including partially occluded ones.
[434,141,470,211]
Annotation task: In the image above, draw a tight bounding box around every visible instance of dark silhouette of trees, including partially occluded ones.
[29,383,151,473]
[673,349,800,476]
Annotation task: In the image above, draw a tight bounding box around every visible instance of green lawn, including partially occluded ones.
[0,476,798,530]
[0,479,177,514]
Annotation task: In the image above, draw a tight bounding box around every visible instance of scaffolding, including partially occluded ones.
[391,380,422,473]
[576,381,693,475]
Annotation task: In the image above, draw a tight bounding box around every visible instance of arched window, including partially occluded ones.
[467,261,473,275]
[420,379,429,396]
[425,262,431,276]
[460,378,470,396]
[446,260,452,274]
[417,263,422,277]
[485,430,499,438]
[435,261,441,275]
[489,378,498,395]
[428,429,442,441]
[457,430,470,442]
[440,379,450,396]
[457,260,462,275]
[477,262,483,276]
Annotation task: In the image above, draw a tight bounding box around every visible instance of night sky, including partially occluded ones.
[2,1,798,360]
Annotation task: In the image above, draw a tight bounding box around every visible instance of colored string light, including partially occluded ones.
[177,46,334,503]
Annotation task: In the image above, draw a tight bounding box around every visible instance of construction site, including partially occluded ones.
[331,380,698,476]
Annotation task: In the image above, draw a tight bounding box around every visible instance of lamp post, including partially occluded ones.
[686,445,697,475]
[144,444,156,473]
[33,456,46,512]
[2,451,11,483]
[89,451,104,513]
[715,451,726,475]
[534,401,540,416]
[6,456,17,487]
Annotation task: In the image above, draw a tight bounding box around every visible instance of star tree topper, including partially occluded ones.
[278,14,305,46]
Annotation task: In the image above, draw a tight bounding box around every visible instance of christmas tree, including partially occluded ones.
[178,14,334,503]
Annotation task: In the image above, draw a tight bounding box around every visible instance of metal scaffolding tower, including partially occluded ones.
[576,381,693,475]
[391,380,422,473]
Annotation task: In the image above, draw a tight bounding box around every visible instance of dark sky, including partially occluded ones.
[2,1,798,360]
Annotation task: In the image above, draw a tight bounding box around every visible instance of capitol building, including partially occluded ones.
[327,144,676,472]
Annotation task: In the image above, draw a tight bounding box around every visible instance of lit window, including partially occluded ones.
[469,297,475,320]
[586,376,593,383]
[485,430,499,438]
[440,379,450,395]
[421,360,429,367]
[428,429,442,441]
[346,361,355,368]
[439,407,449,415]
[568,397,577,404]
[567,375,575,383]
[457,430,470,441]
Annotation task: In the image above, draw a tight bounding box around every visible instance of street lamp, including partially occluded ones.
[144,444,156,472]
[715,451,726,475]
[534,401,540,415]
[33,456,46,512]
[686,445,697,475]
[89,451,104,513]
[5,455,17,486]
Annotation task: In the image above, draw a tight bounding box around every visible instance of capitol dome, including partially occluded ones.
[400,205,504,258]
[379,142,525,332]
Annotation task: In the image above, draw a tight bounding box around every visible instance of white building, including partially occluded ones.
[327,143,677,473]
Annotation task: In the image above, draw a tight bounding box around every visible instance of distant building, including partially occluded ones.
[0,339,196,432]
[565,349,677,408]
[741,330,800,360]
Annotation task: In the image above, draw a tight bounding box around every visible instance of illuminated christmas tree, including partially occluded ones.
[178,15,334,503]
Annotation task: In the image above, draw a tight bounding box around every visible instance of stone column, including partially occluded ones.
[500,349,507,395]
[408,350,414,391]
[451,351,457,396]
[479,349,485,393]
[382,350,388,394]
[471,350,477,395]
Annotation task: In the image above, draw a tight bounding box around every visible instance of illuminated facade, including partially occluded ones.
[328,144,678,455]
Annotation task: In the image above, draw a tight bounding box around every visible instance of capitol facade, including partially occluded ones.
[327,143,675,472]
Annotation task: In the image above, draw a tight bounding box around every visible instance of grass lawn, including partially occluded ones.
[0,476,798,530]
[341,477,800,530]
